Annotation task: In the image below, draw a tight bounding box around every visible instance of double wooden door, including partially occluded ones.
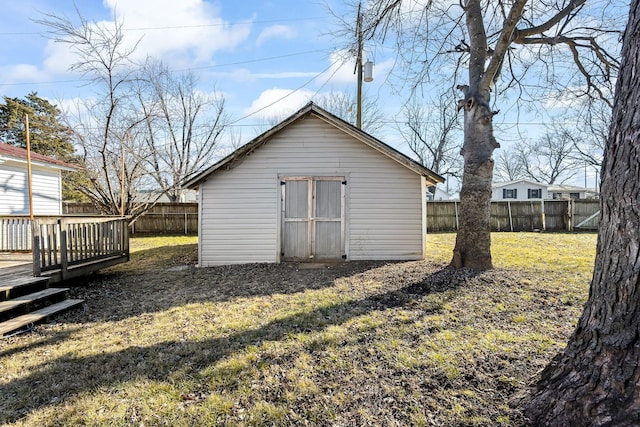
[281,177,345,260]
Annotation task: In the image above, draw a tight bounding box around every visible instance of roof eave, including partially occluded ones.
[184,102,445,188]
[0,155,79,172]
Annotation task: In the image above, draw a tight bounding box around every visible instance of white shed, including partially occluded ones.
[185,103,444,266]
[0,142,78,216]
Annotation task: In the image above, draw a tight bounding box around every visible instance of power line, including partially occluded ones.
[122,17,328,32]
[229,61,338,125]
[0,49,330,87]
[0,17,329,37]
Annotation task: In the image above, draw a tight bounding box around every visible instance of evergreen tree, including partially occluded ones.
[0,92,74,160]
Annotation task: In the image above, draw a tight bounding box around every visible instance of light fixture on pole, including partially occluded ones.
[363,60,374,82]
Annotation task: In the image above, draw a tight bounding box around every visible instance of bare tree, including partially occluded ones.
[572,100,610,172]
[523,3,640,422]
[519,129,580,184]
[359,0,621,269]
[397,93,462,178]
[315,91,386,136]
[37,11,153,219]
[135,61,229,202]
[493,146,526,182]
[38,11,231,217]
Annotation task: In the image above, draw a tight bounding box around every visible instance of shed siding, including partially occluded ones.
[0,161,62,215]
[199,115,425,266]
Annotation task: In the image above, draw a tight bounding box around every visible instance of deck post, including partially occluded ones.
[59,219,69,280]
[32,219,42,277]
[123,219,130,261]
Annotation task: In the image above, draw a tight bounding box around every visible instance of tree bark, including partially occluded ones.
[524,2,640,425]
[449,1,501,271]
[451,90,497,270]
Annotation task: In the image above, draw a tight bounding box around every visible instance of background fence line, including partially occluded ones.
[63,202,199,235]
[425,199,600,232]
[1,199,601,251]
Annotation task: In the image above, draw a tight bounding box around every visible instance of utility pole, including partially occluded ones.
[354,1,374,130]
[355,1,363,129]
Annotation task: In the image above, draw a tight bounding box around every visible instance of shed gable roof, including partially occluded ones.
[0,142,79,171]
[185,103,444,188]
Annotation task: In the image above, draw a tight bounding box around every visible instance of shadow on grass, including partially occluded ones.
[64,247,416,323]
[0,267,479,424]
[0,326,82,358]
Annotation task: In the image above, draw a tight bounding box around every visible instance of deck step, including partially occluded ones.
[0,299,84,336]
[0,287,69,317]
[0,276,50,301]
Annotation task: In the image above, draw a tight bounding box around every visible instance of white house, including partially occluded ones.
[0,142,79,216]
[492,180,549,201]
[427,185,451,201]
[185,103,444,266]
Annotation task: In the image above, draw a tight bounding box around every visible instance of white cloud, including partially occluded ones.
[256,25,295,47]
[105,0,252,61]
[318,50,355,85]
[0,64,49,84]
[42,39,83,75]
[243,88,315,121]
[42,0,253,74]
[211,69,319,85]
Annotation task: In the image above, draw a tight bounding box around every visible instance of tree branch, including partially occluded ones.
[515,0,587,39]
[481,0,528,90]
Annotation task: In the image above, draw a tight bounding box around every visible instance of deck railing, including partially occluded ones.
[32,217,129,279]
[0,216,32,251]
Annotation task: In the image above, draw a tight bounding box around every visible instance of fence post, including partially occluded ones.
[508,201,513,232]
[454,201,459,230]
[565,200,574,231]
[541,200,546,231]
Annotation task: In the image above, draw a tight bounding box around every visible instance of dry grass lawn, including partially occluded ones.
[0,233,597,426]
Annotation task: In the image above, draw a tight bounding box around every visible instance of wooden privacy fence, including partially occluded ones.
[426,199,600,232]
[63,203,198,235]
[32,217,129,279]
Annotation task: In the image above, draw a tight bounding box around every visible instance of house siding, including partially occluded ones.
[492,181,549,201]
[0,161,62,215]
[198,115,425,266]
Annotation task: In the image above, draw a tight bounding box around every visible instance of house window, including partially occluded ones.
[503,188,517,199]
[528,188,542,199]
[570,192,580,199]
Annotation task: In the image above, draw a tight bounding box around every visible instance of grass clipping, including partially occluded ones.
[0,233,595,426]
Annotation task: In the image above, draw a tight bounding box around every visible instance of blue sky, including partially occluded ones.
[0,1,394,133]
[0,0,614,190]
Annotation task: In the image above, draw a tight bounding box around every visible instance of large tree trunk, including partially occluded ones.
[451,89,498,270]
[524,2,640,424]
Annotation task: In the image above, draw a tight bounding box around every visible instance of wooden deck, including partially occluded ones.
[0,216,130,335]
[0,262,81,336]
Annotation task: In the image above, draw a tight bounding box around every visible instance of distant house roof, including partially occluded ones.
[0,142,79,171]
[548,184,599,195]
[184,102,445,189]
[492,179,548,189]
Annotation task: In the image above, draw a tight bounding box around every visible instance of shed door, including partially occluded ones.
[281,177,345,260]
